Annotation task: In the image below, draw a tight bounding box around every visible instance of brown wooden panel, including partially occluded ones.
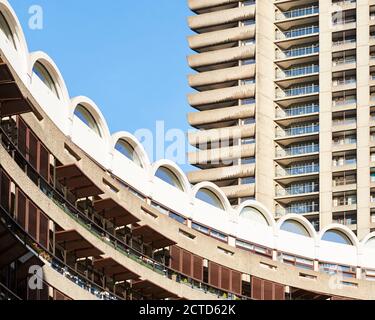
[28,131,38,170]
[251,277,263,300]
[0,170,10,211]
[38,143,49,182]
[231,270,242,295]
[17,189,27,229]
[192,255,203,281]
[17,117,27,157]
[170,246,181,272]
[221,266,230,291]
[209,262,220,288]
[182,250,192,277]
[28,201,37,240]
[39,212,49,249]
[274,283,285,300]
[263,280,273,300]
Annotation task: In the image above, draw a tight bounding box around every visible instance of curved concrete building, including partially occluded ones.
[0,0,375,301]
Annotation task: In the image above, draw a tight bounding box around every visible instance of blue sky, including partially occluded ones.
[10,0,194,170]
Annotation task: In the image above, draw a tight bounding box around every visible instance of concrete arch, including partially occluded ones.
[0,0,29,69]
[361,232,375,247]
[277,214,317,239]
[192,181,231,212]
[319,224,359,247]
[111,131,151,169]
[29,51,70,103]
[237,200,275,228]
[151,160,191,193]
[70,96,112,149]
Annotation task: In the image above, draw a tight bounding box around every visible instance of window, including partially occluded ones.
[240,207,269,226]
[155,167,183,190]
[33,61,59,98]
[196,188,224,209]
[365,237,375,249]
[280,220,310,237]
[115,139,142,167]
[322,230,352,245]
[0,11,15,48]
[74,104,102,137]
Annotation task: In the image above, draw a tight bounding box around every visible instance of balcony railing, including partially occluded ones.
[276,5,319,21]
[276,26,319,40]
[333,78,356,86]
[276,144,319,157]
[332,38,356,47]
[332,97,356,107]
[332,118,356,126]
[277,65,319,79]
[332,56,356,66]
[277,163,319,177]
[333,158,357,167]
[277,203,319,216]
[333,137,357,146]
[276,103,319,118]
[276,123,319,138]
[276,183,319,197]
[277,84,319,98]
[277,44,319,60]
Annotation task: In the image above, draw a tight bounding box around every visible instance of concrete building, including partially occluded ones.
[186,0,375,239]
[2,0,375,300]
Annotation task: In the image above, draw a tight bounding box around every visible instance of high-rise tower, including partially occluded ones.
[187,0,375,238]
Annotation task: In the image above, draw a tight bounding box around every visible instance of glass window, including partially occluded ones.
[240,207,269,226]
[280,220,310,237]
[115,139,142,167]
[365,237,375,249]
[155,167,183,190]
[322,230,352,245]
[74,104,102,137]
[0,12,15,48]
[33,61,60,98]
[196,188,224,209]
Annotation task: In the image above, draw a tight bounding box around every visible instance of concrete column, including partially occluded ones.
[319,0,334,228]
[356,0,371,239]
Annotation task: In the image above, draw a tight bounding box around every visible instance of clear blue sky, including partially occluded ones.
[10,0,195,170]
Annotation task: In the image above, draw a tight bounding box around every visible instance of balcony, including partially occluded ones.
[276,182,319,197]
[277,202,319,216]
[276,83,319,99]
[276,123,319,138]
[332,77,356,91]
[276,143,319,158]
[276,25,319,41]
[332,37,356,51]
[276,44,319,61]
[276,64,319,80]
[276,102,319,119]
[276,5,319,21]
[332,96,356,109]
[332,156,357,171]
[276,163,319,177]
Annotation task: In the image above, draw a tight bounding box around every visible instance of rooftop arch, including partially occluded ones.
[70,96,111,146]
[111,131,150,169]
[361,232,375,249]
[237,200,275,228]
[29,51,69,102]
[192,182,231,211]
[0,0,29,67]
[319,225,359,247]
[277,215,316,238]
[151,160,191,193]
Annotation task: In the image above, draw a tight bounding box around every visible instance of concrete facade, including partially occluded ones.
[186,0,375,237]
